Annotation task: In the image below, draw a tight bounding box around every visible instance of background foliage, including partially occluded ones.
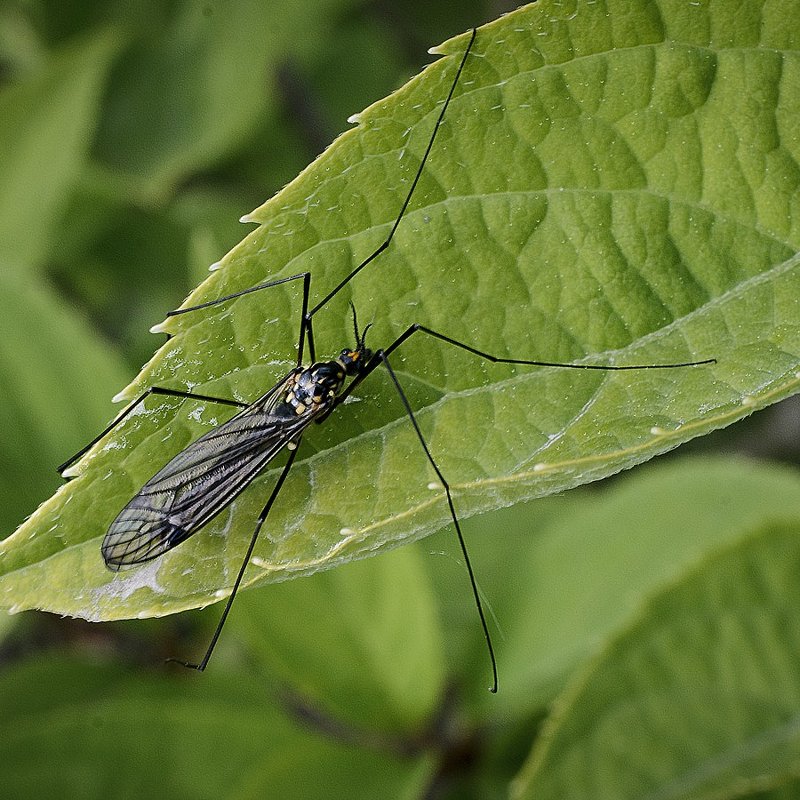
[1,1,799,798]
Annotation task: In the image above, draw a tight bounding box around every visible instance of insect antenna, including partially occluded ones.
[350,301,360,345]
[349,301,372,350]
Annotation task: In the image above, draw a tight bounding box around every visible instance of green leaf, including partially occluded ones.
[231,543,445,731]
[511,518,800,800]
[3,0,799,621]
[0,28,120,268]
[92,0,358,202]
[0,267,129,537]
[0,658,434,800]
[430,457,800,714]
[0,609,15,643]
[738,779,800,800]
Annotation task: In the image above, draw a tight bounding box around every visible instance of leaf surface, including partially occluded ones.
[512,519,800,800]
[2,0,799,619]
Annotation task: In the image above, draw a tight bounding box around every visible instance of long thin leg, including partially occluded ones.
[379,352,498,693]
[306,28,478,321]
[382,324,717,370]
[169,445,300,672]
[340,324,714,410]
[154,28,478,357]
[332,323,716,692]
[166,272,316,363]
[58,387,248,475]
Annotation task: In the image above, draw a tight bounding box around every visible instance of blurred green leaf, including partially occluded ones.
[738,779,800,800]
[421,457,800,720]
[92,0,359,202]
[486,458,800,716]
[0,609,15,642]
[2,1,799,625]
[232,543,445,732]
[0,267,128,537]
[0,5,46,74]
[512,518,800,800]
[0,28,120,268]
[0,658,434,800]
[172,188,258,286]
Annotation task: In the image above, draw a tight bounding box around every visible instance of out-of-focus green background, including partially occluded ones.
[2,1,800,798]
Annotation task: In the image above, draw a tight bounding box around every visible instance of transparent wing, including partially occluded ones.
[102,370,315,570]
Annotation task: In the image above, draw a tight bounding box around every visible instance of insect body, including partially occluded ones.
[59,28,489,681]
[102,341,371,570]
[59,27,714,688]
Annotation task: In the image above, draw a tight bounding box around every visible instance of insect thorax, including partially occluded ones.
[284,361,346,416]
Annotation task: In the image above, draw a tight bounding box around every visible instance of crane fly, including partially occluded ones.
[101,330,372,571]
[60,26,715,690]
